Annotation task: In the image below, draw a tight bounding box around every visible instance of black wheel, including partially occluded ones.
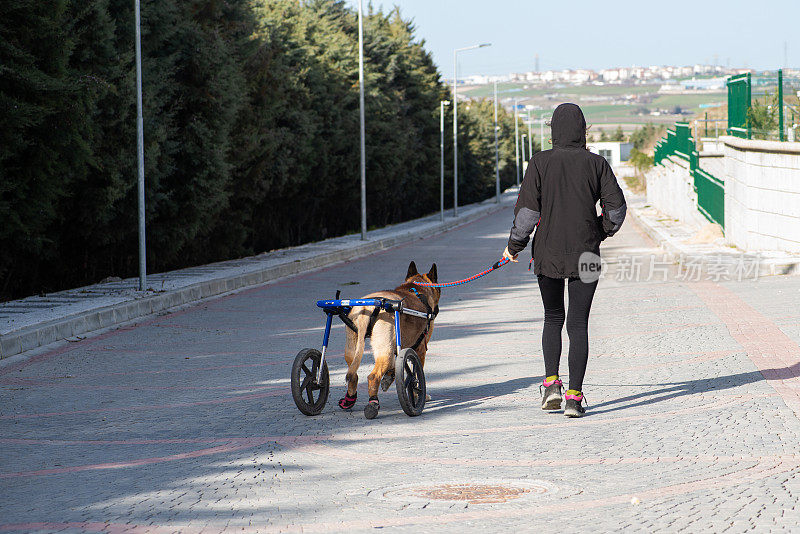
[291,348,329,416]
[395,348,426,416]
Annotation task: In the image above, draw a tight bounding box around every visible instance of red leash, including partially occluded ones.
[412,258,510,288]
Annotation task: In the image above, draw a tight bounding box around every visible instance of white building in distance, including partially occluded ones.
[588,141,632,168]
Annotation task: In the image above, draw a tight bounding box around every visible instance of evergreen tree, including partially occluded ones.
[0,1,81,294]
[151,0,252,268]
[1,0,522,300]
[56,0,134,285]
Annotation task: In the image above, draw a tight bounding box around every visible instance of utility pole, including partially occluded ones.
[493,81,500,203]
[357,0,367,240]
[440,100,450,221]
[779,69,785,142]
[453,43,490,217]
[134,0,147,291]
[514,99,520,186]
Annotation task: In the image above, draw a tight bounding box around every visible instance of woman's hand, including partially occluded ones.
[503,246,519,263]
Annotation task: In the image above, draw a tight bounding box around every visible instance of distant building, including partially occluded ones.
[588,141,632,168]
[460,64,743,87]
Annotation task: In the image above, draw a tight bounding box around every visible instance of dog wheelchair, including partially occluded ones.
[290,290,431,417]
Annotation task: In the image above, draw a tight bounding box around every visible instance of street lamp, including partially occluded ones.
[521,134,527,162]
[357,0,367,240]
[514,99,520,186]
[493,81,499,203]
[440,100,450,222]
[453,42,491,216]
[134,0,147,291]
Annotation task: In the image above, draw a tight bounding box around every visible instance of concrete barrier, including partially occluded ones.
[722,136,800,253]
[645,156,707,228]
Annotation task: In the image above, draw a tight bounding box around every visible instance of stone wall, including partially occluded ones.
[645,156,707,229]
[644,137,800,253]
[723,137,800,253]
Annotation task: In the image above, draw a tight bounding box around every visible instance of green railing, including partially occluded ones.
[650,68,800,230]
[727,73,751,139]
[654,122,692,165]
[654,122,724,229]
[690,150,725,228]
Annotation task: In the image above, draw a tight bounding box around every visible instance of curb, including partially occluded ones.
[627,200,800,277]
[626,204,684,256]
[1,196,513,360]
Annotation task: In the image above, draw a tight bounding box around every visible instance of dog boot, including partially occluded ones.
[364,396,380,419]
[338,391,357,410]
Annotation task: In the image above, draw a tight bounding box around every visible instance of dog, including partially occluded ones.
[337,261,440,419]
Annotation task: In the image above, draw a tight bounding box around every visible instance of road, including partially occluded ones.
[2,206,800,532]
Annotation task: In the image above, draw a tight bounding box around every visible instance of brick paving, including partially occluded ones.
[2,206,800,533]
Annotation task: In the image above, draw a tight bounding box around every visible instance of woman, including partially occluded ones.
[503,103,626,418]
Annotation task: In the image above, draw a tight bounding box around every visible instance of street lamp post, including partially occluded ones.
[514,99,520,186]
[357,0,367,240]
[493,81,499,203]
[440,100,450,222]
[134,0,147,291]
[453,42,490,217]
[521,134,527,162]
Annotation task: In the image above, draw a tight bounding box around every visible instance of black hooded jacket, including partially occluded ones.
[507,103,627,278]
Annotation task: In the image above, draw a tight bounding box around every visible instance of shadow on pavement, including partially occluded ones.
[585,363,800,415]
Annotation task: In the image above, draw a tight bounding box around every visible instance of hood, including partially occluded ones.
[550,103,586,149]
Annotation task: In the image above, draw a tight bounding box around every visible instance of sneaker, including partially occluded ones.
[540,376,563,411]
[564,390,586,418]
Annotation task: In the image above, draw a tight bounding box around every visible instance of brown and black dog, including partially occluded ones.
[338,261,440,419]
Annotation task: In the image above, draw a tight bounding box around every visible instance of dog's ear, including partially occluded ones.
[427,263,438,283]
[406,261,418,280]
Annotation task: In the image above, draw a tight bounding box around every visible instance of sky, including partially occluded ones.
[346,0,800,77]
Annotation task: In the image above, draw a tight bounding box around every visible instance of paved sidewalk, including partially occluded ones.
[1,191,514,360]
[2,204,800,532]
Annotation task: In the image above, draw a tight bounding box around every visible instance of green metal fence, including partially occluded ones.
[727,73,751,139]
[725,69,800,141]
[654,122,724,229]
[690,150,725,228]
[650,68,800,231]
[653,122,692,164]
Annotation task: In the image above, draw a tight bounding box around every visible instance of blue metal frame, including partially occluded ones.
[318,312,334,382]
[394,310,402,356]
[316,298,407,381]
[317,298,395,309]
[322,313,333,347]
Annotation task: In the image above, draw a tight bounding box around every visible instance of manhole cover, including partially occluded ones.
[374,480,555,505]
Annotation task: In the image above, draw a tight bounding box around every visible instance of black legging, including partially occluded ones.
[537,275,598,392]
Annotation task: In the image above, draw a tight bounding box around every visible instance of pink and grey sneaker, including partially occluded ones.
[564,390,587,418]
[540,376,563,411]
